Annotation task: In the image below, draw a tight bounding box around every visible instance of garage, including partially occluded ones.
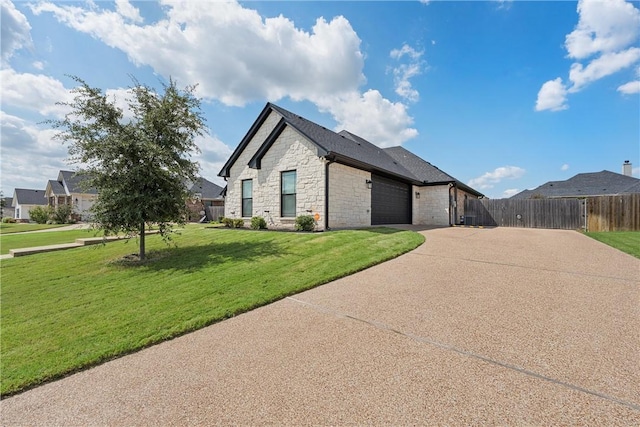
[371,174,412,225]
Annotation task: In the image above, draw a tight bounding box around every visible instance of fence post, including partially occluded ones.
[584,198,588,232]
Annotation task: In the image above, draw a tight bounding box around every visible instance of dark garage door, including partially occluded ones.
[371,174,411,225]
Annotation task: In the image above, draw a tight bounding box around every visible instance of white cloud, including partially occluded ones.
[390,44,422,61]
[1,111,69,191]
[561,163,570,171]
[389,44,425,103]
[468,166,525,190]
[31,1,365,107]
[192,134,234,186]
[316,90,417,148]
[618,80,640,94]
[618,66,640,95]
[535,78,568,112]
[115,0,142,23]
[1,0,32,65]
[0,69,72,117]
[568,47,640,92]
[565,0,640,60]
[503,188,520,198]
[31,0,418,147]
[495,0,513,11]
[536,0,640,111]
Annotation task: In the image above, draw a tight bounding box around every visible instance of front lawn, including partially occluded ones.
[1,226,424,396]
[585,231,640,259]
[0,229,105,254]
[0,223,67,235]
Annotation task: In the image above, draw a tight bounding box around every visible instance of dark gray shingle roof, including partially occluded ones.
[270,105,419,182]
[189,177,224,200]
[13,189,47,205]
[511,170,640,199]
[60,170,98,194]
[220,102,483,193]
[218,102,484,196]
[47,180,66,196]
[383,146,483,197]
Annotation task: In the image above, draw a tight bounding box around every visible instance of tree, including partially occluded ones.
[49,76,205,260]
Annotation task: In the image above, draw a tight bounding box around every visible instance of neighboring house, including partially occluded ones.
[186,177,225,221]
[1,197,15,219]
[44,170,98,221]
[218,103,483,230]
[511,170,640,199]
[11,189,47,221]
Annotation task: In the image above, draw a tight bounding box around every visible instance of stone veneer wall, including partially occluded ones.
[73,194,95,221]
[225,111,326,230]
[328,163,371,228]
[413,185,451,226]
[225,111,280,219]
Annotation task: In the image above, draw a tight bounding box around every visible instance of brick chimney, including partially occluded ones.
[622,160,632,176]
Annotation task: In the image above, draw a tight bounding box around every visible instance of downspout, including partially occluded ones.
[453,182,458,225]
[325,158,333,231]
[448,183,454,226]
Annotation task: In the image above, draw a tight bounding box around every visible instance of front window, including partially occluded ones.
[281,170,296,217]
[241,179,253,217]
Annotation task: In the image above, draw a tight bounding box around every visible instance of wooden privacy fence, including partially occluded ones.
[587,194,640,231]
[464,195,639,231]
[463,198,584,229]
[206,206,225,222]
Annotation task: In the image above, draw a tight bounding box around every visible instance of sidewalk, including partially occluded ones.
[0,228,159,260]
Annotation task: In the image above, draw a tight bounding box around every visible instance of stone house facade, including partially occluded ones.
[219,103,483,230]
[44,170,98,221]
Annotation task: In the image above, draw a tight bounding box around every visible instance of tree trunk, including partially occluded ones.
[139,221,146,261]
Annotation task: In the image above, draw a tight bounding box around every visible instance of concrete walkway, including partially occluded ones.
[2,227,639,425]
[1,227,159,259]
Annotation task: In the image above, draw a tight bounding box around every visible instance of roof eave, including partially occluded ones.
[329,153,422,185]
[218,103,274,178]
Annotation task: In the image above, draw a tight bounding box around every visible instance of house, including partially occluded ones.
[218,103,483,230]
[11,189,47,221]
[1,197,15,219]
[186,177,225,221]
[511,169,640,199]
[44,170,98,221]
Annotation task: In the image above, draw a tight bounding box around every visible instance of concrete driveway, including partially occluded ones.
[2,227,639,425]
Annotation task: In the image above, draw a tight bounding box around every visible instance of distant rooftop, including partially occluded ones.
[511,170,640,199]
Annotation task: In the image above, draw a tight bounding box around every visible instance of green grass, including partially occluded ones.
[0,229,106,254]
[0,223,67,234]
[585,231,640,258]
[1,226,424,396]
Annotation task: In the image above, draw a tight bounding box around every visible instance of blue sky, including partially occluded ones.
[2,0,639,199]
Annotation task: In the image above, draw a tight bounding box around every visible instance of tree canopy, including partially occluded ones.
[49,76,206,260]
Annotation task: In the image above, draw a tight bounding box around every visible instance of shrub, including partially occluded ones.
[220,217,246,228]
[250,216,267,230]
[295,215,316,232]
[51,204,74,224]
[29,206,52,224]
[2,217,16,223]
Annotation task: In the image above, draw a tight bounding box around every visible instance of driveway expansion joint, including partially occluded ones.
[286,296,640,413]
[414,253,640,283]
